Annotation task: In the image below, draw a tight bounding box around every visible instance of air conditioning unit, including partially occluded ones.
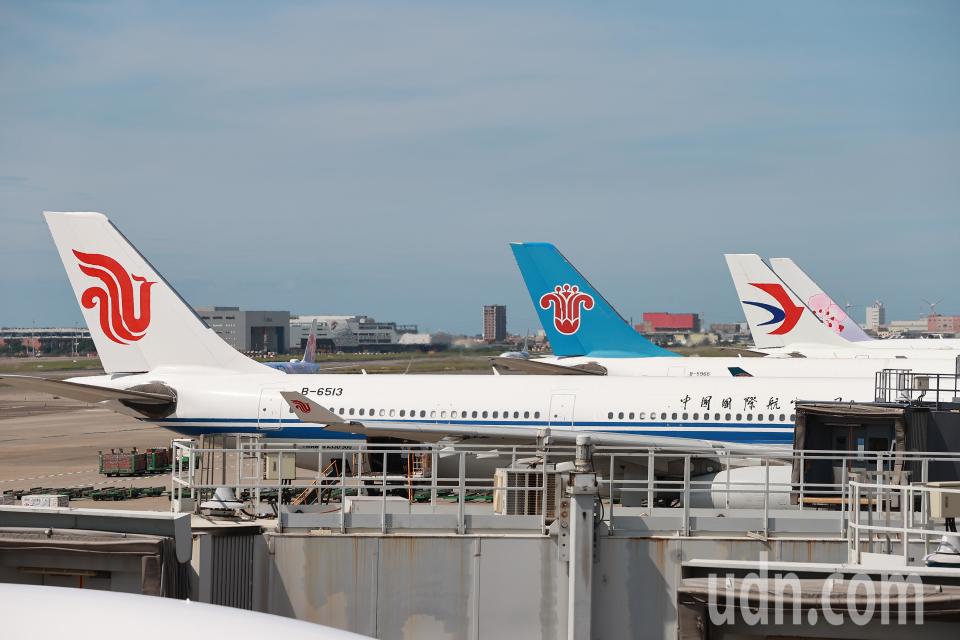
[929,481,960,519]
[493,467,560,519]
[264,452,297,481]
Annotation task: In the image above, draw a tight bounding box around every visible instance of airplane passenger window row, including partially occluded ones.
[605,411,796,422]
[333,408,540,420]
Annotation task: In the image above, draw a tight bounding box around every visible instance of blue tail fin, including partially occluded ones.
[510,243,678,358]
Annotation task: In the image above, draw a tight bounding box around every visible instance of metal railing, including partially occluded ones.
[169,439,960,539]
[874,363,960,408]
[847,477,960,564]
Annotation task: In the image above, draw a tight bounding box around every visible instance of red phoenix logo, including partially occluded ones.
[73,250,155,345]
[539,284,595,336]
[291,399,311,413]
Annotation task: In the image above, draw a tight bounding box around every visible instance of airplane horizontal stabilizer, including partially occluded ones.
[488,357,607,375]
[0,375,175,405]
[279,392,347,425]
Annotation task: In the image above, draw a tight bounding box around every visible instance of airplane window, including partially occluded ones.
[420,410,426,417]
[779,414,785,421]
[349,408,355,416]
[671,413,677,420]
[389,409,395,417]
[629,412,634,420]
[639,412,646,419]
[472,411,478,418]
[746,414,753,421]
[608,412,613,419]
[693,413,698,420]
[359,408,365,416]
[724,413,731,421]
[482,411,488,418]
[736,413,742,421]
[534,411,540,419]
[618,412,624,420]
[524,411,530,419]
[768,414,774,422]
[451,411,457,419]
[789,414,796,421]
[661,412,667,420]
[757,413,763,421]
[492,411,499,419]
[400,410,405,417]
[430,411,436,418]
[369,408,375,416]
[379,409,386,417]
[682,413,688,420]
[513,411,519,419]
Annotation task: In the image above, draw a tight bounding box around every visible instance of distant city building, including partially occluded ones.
[0,327,93,355]
[398,332,452,348]
[196,306,290,353]
[483,305,507,342]
[928,315,960,335]
[709,322,749,342]
[637,312,701,334]
[864,301,885,331]
[885,318,928,337]
[290,315,418,352]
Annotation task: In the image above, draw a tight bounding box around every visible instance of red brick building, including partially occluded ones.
[637,312,701,334]
[928,315,960,334]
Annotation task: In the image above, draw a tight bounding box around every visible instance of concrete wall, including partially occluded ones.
[245,532,848,640]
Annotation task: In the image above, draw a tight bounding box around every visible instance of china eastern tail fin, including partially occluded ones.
[510,242,677,357]
[44,212,270,374]
[768,258,873,342]
[724,253,847,350]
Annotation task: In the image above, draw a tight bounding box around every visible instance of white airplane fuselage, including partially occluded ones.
[534,354,958,376]
[751,342,960,359]
[80,368,887,446]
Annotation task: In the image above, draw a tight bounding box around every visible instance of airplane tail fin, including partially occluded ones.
[724,253,847,349]
[768,258,873,342]
[510,242,677,357]
[44,212,269,374]
[303,319,317,364]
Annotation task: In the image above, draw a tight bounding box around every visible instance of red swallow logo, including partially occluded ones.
[539,284,595,335]
[74,250,155,345]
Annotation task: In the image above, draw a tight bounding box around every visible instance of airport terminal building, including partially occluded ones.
[290,315,419,352]
[195,307,290,354]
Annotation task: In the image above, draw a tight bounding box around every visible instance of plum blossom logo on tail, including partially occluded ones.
[539,284,595,335]
[73,250,155,345]
[742,283,804,335]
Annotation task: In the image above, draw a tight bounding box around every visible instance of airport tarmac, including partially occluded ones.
[0,385,174,509]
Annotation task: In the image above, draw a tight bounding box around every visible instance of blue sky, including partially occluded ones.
[1,1,958,334]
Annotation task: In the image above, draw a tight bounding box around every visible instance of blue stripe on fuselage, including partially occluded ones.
[149,417,793,445]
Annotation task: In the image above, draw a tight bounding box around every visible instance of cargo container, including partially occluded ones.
[144,447,172,473]
[99,449,148,476]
